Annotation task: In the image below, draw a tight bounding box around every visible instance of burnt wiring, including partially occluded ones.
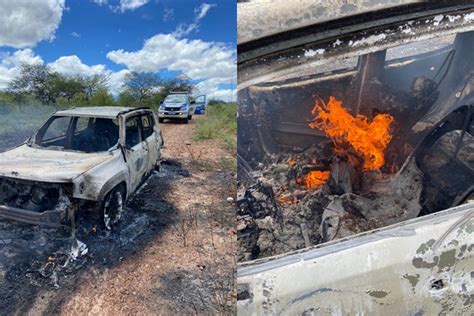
[432,49,456,89]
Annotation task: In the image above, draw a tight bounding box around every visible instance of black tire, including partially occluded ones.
[183,117,189,124]
[188,115,193,120]
[101,186,125,230]
[155,159,161,171]
[158,118,164,123]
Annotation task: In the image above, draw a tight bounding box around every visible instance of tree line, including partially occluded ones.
[0,62,195,109]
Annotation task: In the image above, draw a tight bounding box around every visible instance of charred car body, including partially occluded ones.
[237,1,474,314]
[0,107,163,230]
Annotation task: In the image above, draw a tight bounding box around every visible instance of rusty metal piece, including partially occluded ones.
[0,205,64,227]
[353,50,386,116]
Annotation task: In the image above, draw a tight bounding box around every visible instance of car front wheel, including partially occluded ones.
[158,118,164,123]
[102,186,125,230]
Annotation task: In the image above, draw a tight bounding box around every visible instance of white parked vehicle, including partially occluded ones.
[158,92,205,123]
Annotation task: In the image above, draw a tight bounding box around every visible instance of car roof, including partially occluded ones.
[237,0,462,44]
[54,106,149,118]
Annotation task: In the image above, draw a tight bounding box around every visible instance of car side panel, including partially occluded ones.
[121,112,151,193]
[72,150,129,201]
[237,203,474,315]
[143,114,162,172]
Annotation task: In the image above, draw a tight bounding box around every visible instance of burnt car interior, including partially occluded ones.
[237,29,474,259]
[34,116,120,153]
[0,177,69,214]
[125,116,142,148]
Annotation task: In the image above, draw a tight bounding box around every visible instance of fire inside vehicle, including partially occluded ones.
[237,2,474,314]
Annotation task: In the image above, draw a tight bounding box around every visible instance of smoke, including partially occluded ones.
[0,101,57,152]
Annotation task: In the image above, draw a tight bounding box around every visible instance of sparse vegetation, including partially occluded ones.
[193,102,237,153]
[173,207,197,247]
[0,63,195,110]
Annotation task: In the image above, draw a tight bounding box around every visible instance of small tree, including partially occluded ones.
[160,74,194,97]
[83,74,109,98]
[9,63,55,104]
[122,71,161,102]
[90,88,116,106]
[117,91,137,107]
[49,74,86,102]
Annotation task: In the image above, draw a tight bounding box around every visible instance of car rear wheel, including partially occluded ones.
[102,186,125,230]
[158,118,164,123]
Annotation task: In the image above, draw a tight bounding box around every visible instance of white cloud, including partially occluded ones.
[91,0,108,5]
[48,55,107,77]
[195,78,236,102]
[118,0,149,12]
[0,0,65,48]
[91,0,149,12]
[163,8,174,22]
[107,69,131,94]
[107,34,235,81]
[0,49,44,89]
[71,32,81,38]
[107,33,236,101]
[173,3,216,38]
[47,55,130,95]
[195,3,215,20]
[2,49,44,67]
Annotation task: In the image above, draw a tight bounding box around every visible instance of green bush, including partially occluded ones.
[193,103,237,152]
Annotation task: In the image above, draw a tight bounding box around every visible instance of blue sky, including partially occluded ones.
[0,0,237,100]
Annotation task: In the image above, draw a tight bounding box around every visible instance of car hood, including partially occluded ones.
[0,145,114,183]
[163,102,186,107]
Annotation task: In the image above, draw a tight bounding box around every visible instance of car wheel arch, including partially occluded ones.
[98,175,129,202]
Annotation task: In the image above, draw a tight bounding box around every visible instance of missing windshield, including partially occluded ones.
[33,116,119,153]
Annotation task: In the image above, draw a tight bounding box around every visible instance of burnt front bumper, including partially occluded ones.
[0,204,65,227]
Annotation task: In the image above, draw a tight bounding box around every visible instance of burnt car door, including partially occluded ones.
[237,202,474,315]
[122,115,148,191]
[140,113,158,172]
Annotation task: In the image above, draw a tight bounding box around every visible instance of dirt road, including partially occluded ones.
[0,116,236,315]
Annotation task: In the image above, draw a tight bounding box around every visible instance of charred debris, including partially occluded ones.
[237,31,474,261]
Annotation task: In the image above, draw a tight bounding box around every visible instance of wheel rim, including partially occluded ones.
[104,191,123,230]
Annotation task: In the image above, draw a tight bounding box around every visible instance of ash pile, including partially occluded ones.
[237,99,473,261]
[237,153,423,262]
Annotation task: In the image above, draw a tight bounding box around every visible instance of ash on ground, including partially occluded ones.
[0,161,181,314]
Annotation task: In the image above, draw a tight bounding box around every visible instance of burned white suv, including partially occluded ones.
[0,107,163,230]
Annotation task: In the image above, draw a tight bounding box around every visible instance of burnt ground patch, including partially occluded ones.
[0,160,185,315]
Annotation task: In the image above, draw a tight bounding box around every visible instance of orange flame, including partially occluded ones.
[278,194,297,205]
[300,170,330,190]
[287,157,297,167]
[309,96,394,170]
